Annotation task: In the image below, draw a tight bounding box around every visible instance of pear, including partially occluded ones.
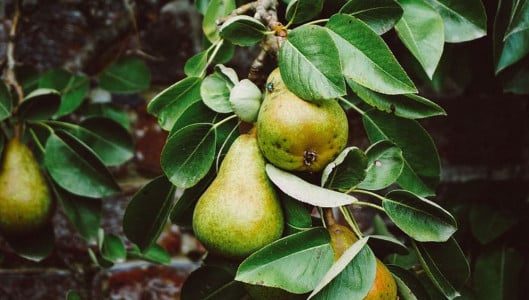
[192,131,284,259]
[257,68,349,172]
[0,137,52,236]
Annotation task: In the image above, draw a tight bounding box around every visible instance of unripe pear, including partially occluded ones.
[257,68,348,172]
[0,138,52,236]
[192,131,284,259]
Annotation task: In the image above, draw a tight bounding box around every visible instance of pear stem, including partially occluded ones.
[322,207,336,227]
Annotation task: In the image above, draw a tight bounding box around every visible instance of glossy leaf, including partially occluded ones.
[44,130,121,198]
[281,192,313,234]
[285,0,324,24]
[321,147,368,191]
[18,88,61,120]
[494,0,529,73]
[414,238,470,299]
[469,203,519,244]
[4,222,54,262]
[504,0,529,39]
[147,76,203,130]
[83,103,131,130]
[394,0,444,79]
[266,164,358,208]
[279,25,345,101]
[327,14,417,94]
[422,0,487,43]
[347,79,446,119]
[367,235,409,258]
[387,265,431,300]
[363,110,440,196]
[201,72,233,113]
[358,140,404,191]
[474,246,523,300]
[101,233,126,263]
[170,101,218,136]
[203,0,236,42]
[38,68,89,116]
[383,190,457,242]
[214,64,239,85]
[339,0,403,34]
[182,266,247,299]
[236,227,334,294]
[66,290,82,300]
[128,244,171,265]
[184,50,208,77]
[309,238,376,300]
[161,123,216,188]
[0,81,12,121]
[229,79,262,123]
[219,15,266,46]
[99,57,151,93]
[123,175,176,252]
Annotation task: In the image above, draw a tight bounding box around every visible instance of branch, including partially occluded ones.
[4,0,24,103]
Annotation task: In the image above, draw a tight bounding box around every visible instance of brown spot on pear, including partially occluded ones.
[0,138,52,236]
[256,68,348,172]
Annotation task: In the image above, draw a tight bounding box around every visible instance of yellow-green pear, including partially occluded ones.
[257,68,349,172]
[192,130,284,259]
[0,137,52,236]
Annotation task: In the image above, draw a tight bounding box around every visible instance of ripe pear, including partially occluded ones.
[192,131,284,259]
[0,137,52,236]
[256,68,348,172]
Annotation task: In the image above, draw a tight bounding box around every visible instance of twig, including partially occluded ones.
[4,0,24,103]
[217,1,258,26]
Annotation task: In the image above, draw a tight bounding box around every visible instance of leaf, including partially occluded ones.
[66,290,82,300]
[229,79,262,123]
[4,222,55,262]
[266,164,358,208]
[128,244,171,265]
[474,246,524,300]
[394,0,444,79]
[38,68,89,116]
[502,60,529,94]
[219,15,266,46]
[367,235,409,258]
[494,0,529,73]
[203,0,236,42]
[0,81,12,121]
[387,265,431,300]
[281,192,313,234]
[414,238,471,299]
[285,0,325,24]
[339,0,404,34]
[470,202,520,244]
[362,110,440,196]
[347,79,446,119]
[279,25,345,101]
[214,64,239,85]
[100,233,127,263]
[384,190,457,242]
[327,14,417,94]
[505,0,529,39]
[161,123,216,188]
[236,227,334,294]
[201,72,233,113]
[18,88,61,120]
[309,238,376,300]
[123,175,175,252]
[44,130,121,198]
[147,76,203,130]
[422,0,487,43]
[321,147,368,191]
[182,266,247,299]
[184,50,208,77]
[170,101,218,136]
[83,103,131,130]
[99,57,151,93]
[357,140,404,190]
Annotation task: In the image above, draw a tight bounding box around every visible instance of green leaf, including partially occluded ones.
[147,76,203,130]
[170,101,218,136]
[357,140,404,191]
[229,79,262,123]
[44,131,121,198]
[339,0,404,34]
[203,0,236,42]
[321,147,368,191]
[161,123,216,188]
[362,110,440,196]
[279,25,345,101]
[236,227,334,294]
[494,0,529,73]
[367,235,409,258]
[285,0,324,24]
[502,60,529,94]
[327,14,417,94]
[201,72,233,113]
[266,164,358,207]
[219,15,266,46]
[4,222,54,262]
[100,233,126,263]
[469,202,519,244]
[309,238,376,300]
[128,244,171,265]
[184,50,208,77]
[0,81,12,121]
[66,290,82,300]
[394,0,444,79]
[347,79,446,119]
[123,175,176,252]
[99,57,151,93]
[422,0,487,43]
[83,103,131,130]
[383,190,457,242]
[281,192,313,234]
[474,246,524,300]
[414,238,470,299]
[53,184,101,243]
[38,69,89,116]
[505,0,529,39]
[18,88,61,120]
[182,266,247,299]
[387,265,431,300]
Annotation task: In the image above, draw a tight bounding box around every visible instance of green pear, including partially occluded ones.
[192,131,284,259]
[257,68,349,172]
[0,137,52,236]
